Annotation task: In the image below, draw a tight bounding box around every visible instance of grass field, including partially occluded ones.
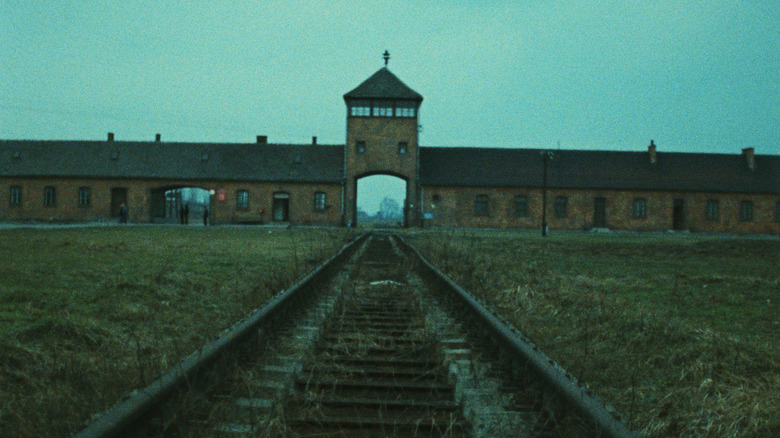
[405,230,779,437]
[0,226,352,437]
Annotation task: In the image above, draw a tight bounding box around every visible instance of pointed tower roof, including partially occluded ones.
[344,68,423,102]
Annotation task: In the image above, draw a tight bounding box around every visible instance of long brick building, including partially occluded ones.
[2,66,779,234]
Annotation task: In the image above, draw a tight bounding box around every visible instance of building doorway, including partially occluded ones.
[150,187,211,224]
[673,198,685,230]
[110,188,128,218]
[355,175,407,227]
[593,197,607,228]
[273,192,290,222]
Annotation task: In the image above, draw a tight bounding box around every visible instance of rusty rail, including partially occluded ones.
[77,231,639,437]
[396,235,640,438]
[74,233,368,438]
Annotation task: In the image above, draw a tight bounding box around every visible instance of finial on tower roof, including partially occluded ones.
[383,50,390,67]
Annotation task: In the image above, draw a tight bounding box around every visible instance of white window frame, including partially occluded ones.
[44,186,56,206]
[78,187,91,207]
[236,190,249,210]
[314,192,326,211]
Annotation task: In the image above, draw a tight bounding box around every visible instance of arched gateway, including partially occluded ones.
[342,66,423,227]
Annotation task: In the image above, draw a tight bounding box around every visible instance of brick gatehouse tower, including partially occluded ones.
[342,52,423,226]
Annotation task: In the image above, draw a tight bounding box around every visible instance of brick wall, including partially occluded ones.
[3,179,777,234]
[1,177,127,222]
[344,116,420,226]
[0,177,342,226]
[214,181,342,226]
[421,185,780,234]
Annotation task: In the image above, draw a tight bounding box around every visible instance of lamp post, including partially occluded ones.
[541,150,554,237]
[209,189,216,226]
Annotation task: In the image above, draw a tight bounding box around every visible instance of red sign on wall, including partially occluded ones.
[217,189,226,202]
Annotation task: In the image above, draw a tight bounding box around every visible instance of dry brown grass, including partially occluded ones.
[406,229,779,437]
[0,226,352,437]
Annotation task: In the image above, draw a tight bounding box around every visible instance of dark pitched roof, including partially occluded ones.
[0,140,344,183]
[420,147,780,194]
[344,68,423,102]
[3,141,778,195]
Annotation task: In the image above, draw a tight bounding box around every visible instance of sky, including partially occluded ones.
[2,1,778,213]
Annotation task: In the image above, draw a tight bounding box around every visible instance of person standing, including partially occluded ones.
[203,207,209,226]
[119,203,128,224]
[184,204,190,225]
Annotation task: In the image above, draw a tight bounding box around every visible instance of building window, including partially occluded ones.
[475,194,489,216]
[514,196,529,217]
[314,192,326,211]
[43,186,56,207]
[350,106,370,117]
[398,142,408,155]
[396,107,415,117]
[356,141,366,154]
[554,196,568,218]
[78,187,91,207]
[10,185,22,206]
[706,200,719,220]
[740,201,754,222]
[373,106,393,117]
[349,100,371,117]
[632,198,647,218]
[236,190,249,210]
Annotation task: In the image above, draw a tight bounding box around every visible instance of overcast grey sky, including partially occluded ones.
[2,1,778,213]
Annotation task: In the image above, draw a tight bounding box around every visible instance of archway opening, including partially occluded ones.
[356,175,407,227]
[150,187,211,224]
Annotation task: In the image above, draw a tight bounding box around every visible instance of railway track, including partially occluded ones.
[77,233,637,438]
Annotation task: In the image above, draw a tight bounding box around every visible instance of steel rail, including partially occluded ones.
[397,235,641,438]
[74,233,368,438]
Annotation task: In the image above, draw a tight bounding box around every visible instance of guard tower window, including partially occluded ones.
[350,106,370,117]
[10,186,21,206]
[78,187,91,207]
[395,103,416,117]
[44,186,56,207]
[236,190,249,210]
[397,108,415,117]
[398,142,408,155]
[373,105,393,117]
[349,100,371,117]
[356,141,366,154]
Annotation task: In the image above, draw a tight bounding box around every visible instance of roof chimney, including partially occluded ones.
[155,133,161,142]
[648,140,657,164]
[257,135,267,145]
[312,136,317,145]
[107,132,114,142]
[742,147,755,170]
